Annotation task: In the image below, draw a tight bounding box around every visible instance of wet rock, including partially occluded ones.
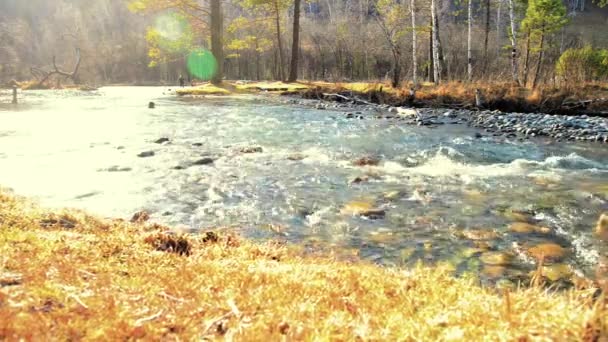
[527,243,569,263]
[352,156,380,166]
[131,211,150,223]
[137,151,155,158]
[349,175,369,184]
[148,102,155,109]
[480,251,514,266]
[595,212,608,239]
[191,157,214,166]
[192,142,203,147]
[287,153,306,161]
[154,137,170,144]
[240,146,263,154]
[509,222,551,234]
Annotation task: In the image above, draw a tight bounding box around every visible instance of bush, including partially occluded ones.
[556,46,608,84]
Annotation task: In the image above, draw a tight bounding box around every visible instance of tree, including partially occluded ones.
[210,0,223,85]
[431,0,443,84]
[507,0,521,85]
[410,0,418,86]
[375,0,409,87]
[129,0,224,84]
[521,0,568,88]
[239,0,292,81]
[467,0,474,81]
[288,0,301,82]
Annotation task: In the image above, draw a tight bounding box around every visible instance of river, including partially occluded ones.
[1,86,607,285]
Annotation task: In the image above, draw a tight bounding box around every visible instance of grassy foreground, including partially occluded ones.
[0,189,606,340]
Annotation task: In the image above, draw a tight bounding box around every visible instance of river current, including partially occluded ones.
[1,86,607,285]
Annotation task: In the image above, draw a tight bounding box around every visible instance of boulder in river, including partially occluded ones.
[154,137,170,144]
[148,102,155,109]
[137,151,155,158]
[595,212,608,238]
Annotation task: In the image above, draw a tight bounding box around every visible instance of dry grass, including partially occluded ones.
[176,81,310,96]
[1,188,607,340]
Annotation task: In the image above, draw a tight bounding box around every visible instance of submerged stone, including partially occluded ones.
[509,222,551,234]
[480,252,514,266]
[527,243,569,263]
[482,265,506,278]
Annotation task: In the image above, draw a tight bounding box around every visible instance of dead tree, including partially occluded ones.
[30,48,81,87]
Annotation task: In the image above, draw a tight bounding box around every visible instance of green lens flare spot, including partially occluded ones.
[187,49,218,81]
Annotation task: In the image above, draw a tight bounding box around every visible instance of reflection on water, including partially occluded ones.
[1,87,607,285]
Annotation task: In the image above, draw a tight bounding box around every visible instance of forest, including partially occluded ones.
[1,0,607,88]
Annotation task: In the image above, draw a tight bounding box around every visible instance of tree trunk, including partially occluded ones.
[507,0,520,85]
[431,0,443,84]
[523,29,531,86]
[428,28,434,82]
[288,0,301,82]
[467,0,473,82]
[210,0,223,85]
[496,0,502,56]
[391,49,402,88]
[411,0,418,86]
[483,0,491,69]
[532,29,545,89]
[274,0,285,81]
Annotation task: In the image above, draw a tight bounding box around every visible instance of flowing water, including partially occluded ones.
[1,87,607,285]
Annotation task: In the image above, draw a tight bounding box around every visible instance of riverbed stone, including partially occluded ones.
[137,151,155,158]
[458,229,499,241]
[527,243,569,263]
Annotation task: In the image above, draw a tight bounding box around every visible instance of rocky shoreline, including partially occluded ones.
[288,96,608,143]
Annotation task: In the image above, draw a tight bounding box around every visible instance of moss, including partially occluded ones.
[0,188,606,340]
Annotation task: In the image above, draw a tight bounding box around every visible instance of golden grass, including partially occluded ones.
[176,83,231,96]
[0,188,607,340]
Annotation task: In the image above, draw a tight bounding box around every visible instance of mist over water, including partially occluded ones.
[1,87,607,284]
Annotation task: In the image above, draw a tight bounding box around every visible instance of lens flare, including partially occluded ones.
[187,49,218,81]
[154,13,187,41]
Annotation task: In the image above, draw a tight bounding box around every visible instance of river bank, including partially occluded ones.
[0,188,605,340]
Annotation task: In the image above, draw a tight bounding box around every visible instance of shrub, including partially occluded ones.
[556,46,608,84]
